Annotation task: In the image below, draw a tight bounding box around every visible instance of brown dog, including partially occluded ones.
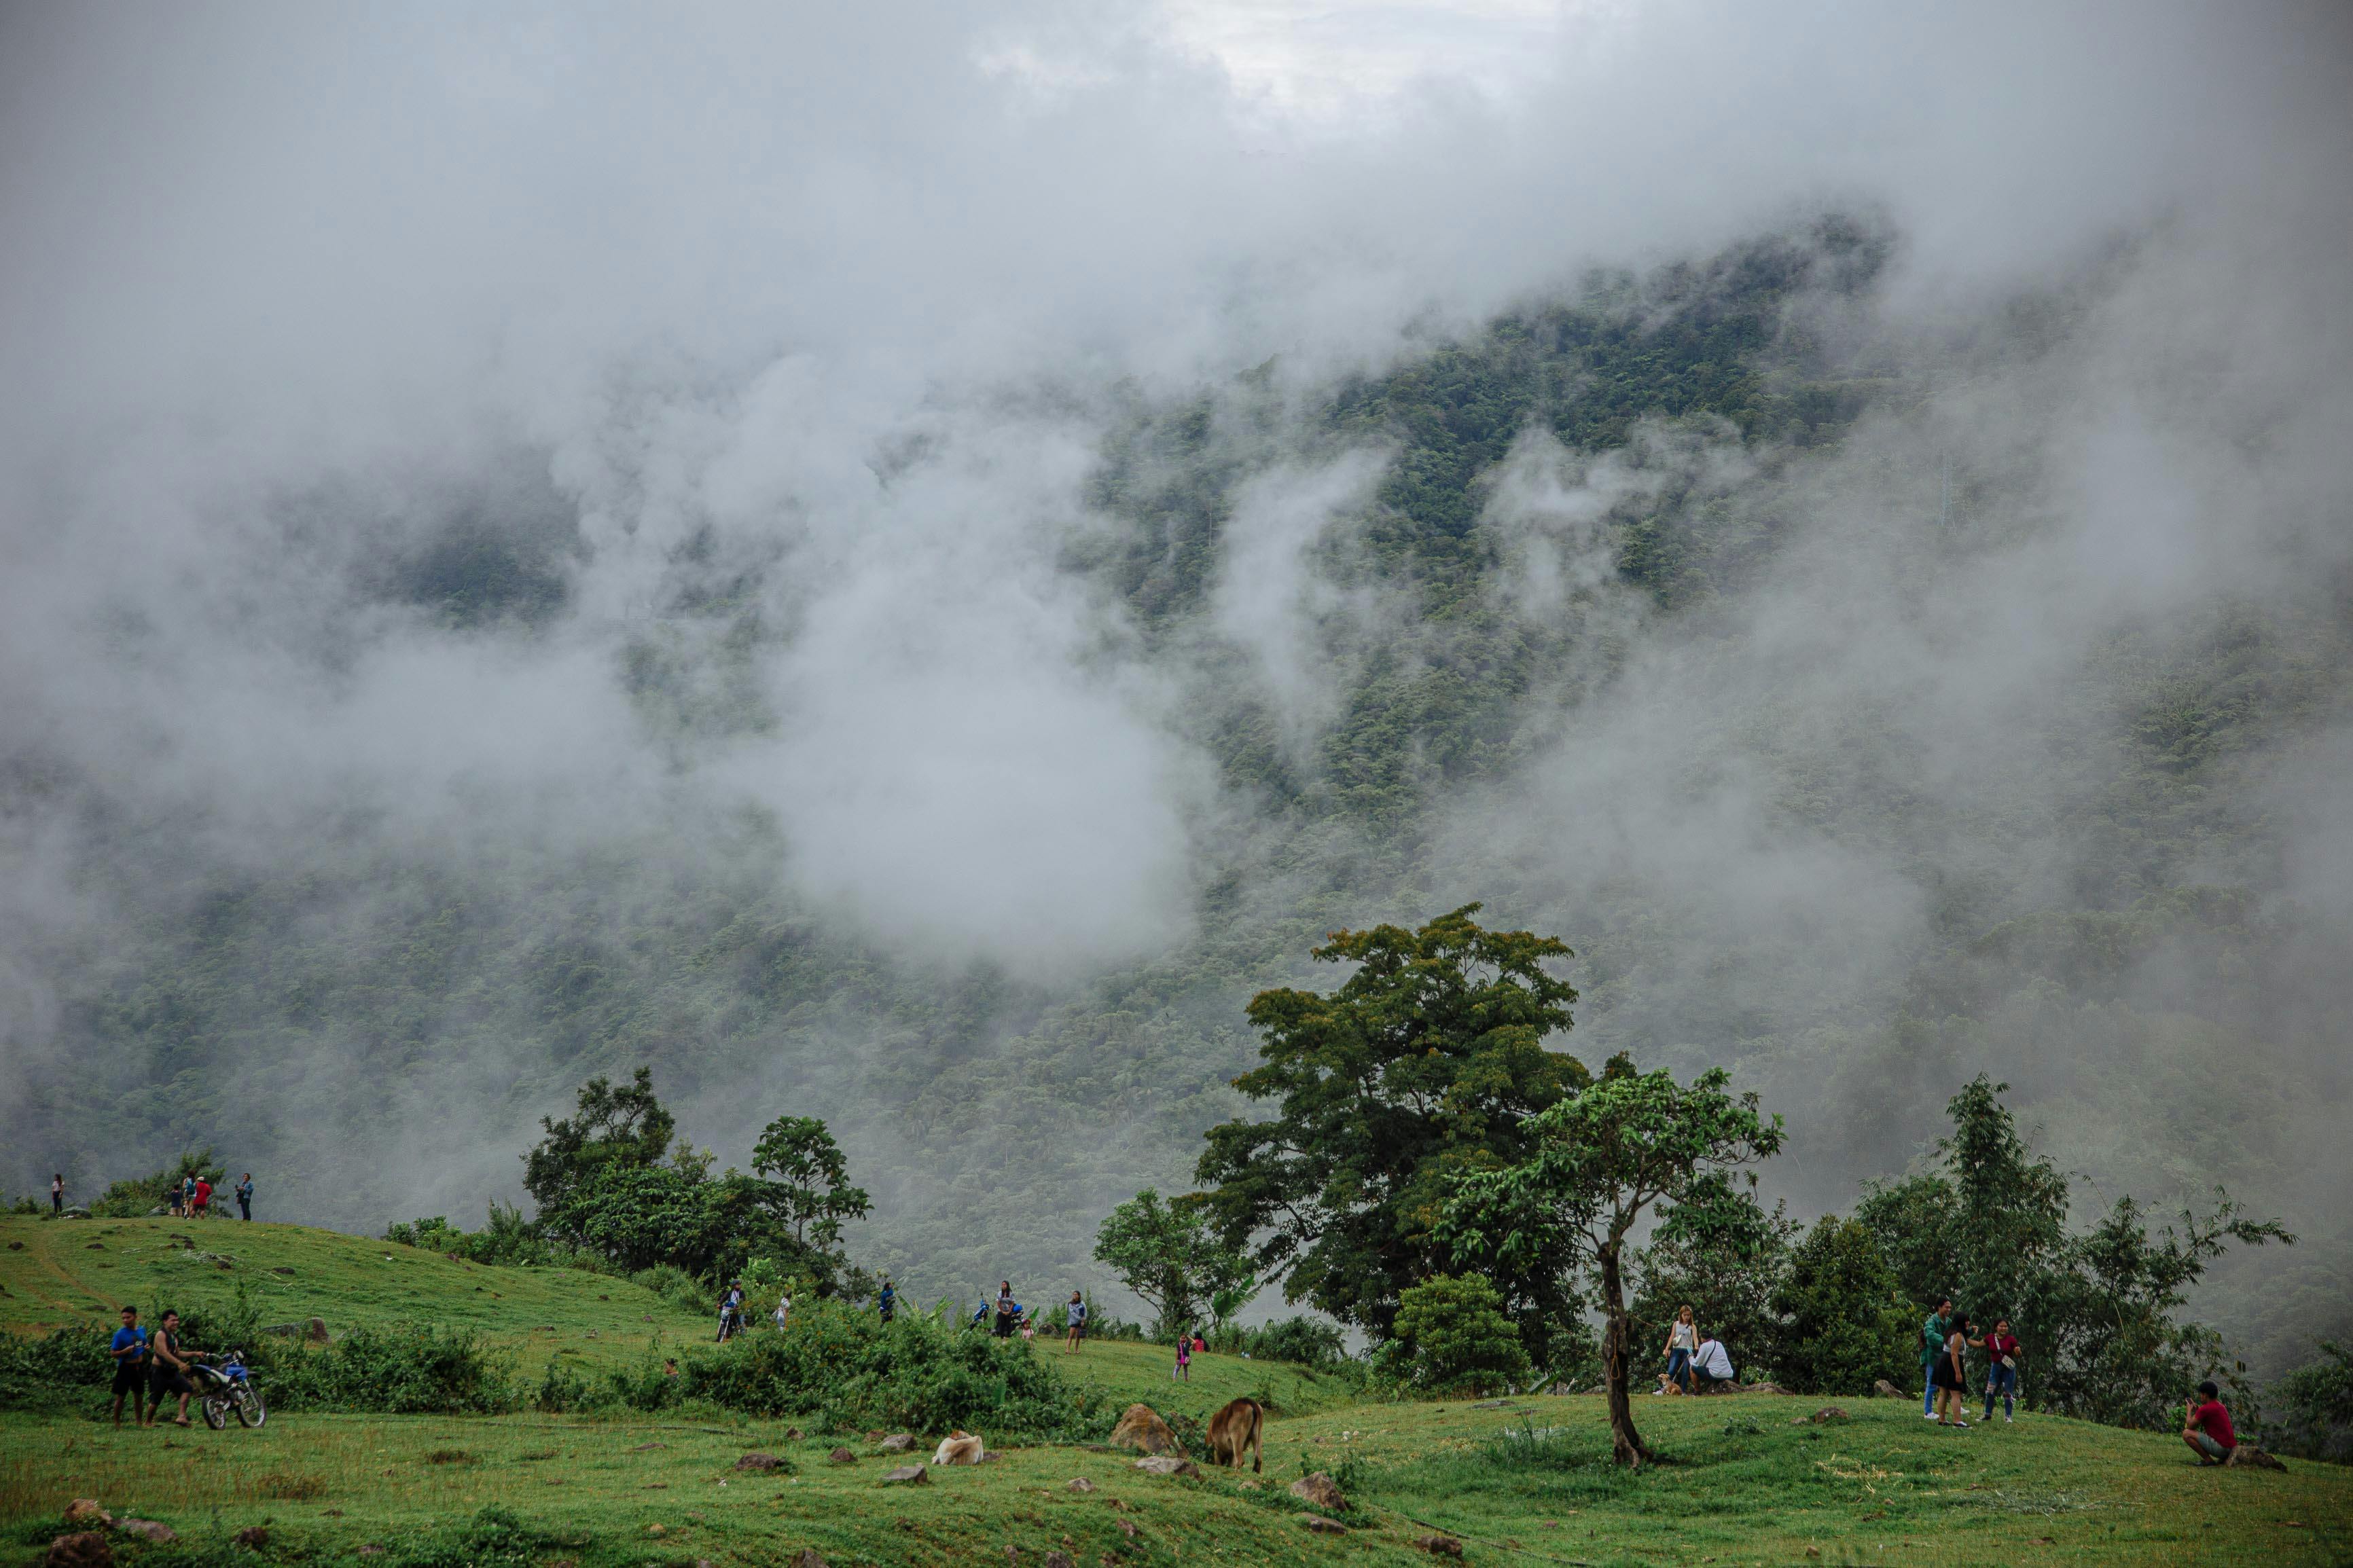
[1204,1398,1263,1473]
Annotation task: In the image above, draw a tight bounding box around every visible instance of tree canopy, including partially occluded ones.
[1193,905,1588,1350]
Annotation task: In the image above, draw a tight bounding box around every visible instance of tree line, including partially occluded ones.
[1092,906,2324,1466]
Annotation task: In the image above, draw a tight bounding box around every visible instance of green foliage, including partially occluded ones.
[381,1506,581,1568]
[1221,1315,1350,1370]
[384,1201,573,1267]
[1854,1076,2289,1429]
[520,1067,676,1213]
[1770,1216,1915,1395]
[675,1296,1101,1436]
[1376,1273,1532,1396]
[1196,906,1589,1352]
[0,1323,110,1409]
[630,1262,715,1315]
[1441,1059,1782,1463]
[2264,1341,2353,1462]
[750,1114,871,1252]
[1629,1171,1795,1385]
[1092,1188,1254,1341]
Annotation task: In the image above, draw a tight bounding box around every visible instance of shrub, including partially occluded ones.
[1770,1216,1916,1395]
[90,1150,226,1218]
[679,1296,1101,1436]
[1376,1274,1532,1396]
[385,1203,574,1268]
[2265,1342,2353,1463]
[0,1324,111,1409]
[1225,1315,1349,1368]
[630,1264,714,1316]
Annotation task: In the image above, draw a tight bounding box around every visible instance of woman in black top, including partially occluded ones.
[149,1310,199,1427]
[1931,1312,1973,1427]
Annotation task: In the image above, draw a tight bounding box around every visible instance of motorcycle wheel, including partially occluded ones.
[234,1385,266,1428]
[202,1396,230,1430]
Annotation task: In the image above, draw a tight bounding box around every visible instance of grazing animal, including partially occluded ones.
[1204,1397,1263,1473]
[930,1431,984,1465]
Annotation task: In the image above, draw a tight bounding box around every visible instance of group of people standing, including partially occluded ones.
[1920,1298,2023,1428]
[105,1304,206,1429]
[153,1172,255,1221]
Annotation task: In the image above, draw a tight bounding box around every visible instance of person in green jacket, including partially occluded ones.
[1922,1298,1952,1419]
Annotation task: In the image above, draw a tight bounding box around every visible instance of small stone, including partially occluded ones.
[114,1521,174,1544]
[789,1551,828,1568]
[359,1546,385,1558]
[1134,1456,1198,1478]
[1043,1554,1075,1568]
[880,1465,929,1484]
[736,1453,785,1471]
[2226,1445,2288,1471]
[1414,1534,1465,1557]
[1117,1520,1138,1539]
[1064,1477,1095,1493]
[829,1447,858,1464]
[1299,1516,1346,1533]
[233,1526,270,1550]
[1810,1407,1850,1424]
[1873,1379,1903,1398]
[306,1317,329,1342]
[44,1533,113,1568]
[1290,1472,1346,1511]
[785,1427,804,1442]
[62,1501,110,1529]
[880,1433,914,1452]
[646,1524,666,1537]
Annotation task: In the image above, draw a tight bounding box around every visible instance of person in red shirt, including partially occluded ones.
[1982,1319,2022,1423]
[192,1177,212,1217]
[2182,1379,2235,1464]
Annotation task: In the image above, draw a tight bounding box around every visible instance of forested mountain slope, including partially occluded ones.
[4,217,2347,1371]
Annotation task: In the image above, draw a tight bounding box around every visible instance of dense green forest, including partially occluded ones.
[5,215,2346,1378]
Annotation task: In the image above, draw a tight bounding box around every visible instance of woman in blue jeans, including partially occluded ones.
[1983,1319,2022,1422]
[1662,1305,1700,1393]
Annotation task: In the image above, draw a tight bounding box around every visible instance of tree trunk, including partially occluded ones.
[1599,1240,1651,1467]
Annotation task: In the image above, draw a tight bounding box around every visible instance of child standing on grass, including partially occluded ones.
[1172,1333,1192,1382]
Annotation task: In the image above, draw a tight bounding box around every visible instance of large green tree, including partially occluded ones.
[1193,906,1589,1352]
[1770,1215,1916,1395]
[751,1116,871,1254]
[1092,1189,1254,1341]
[522,1068,677,1213]
[1441,1061,1782,1466]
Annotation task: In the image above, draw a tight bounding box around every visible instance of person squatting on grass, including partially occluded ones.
[108,1306,149,1427]
[1922,1297,1953,1418]
[1983,1319,2022,1423]
[2183,1380,2237,1464]
[1664,1304,1700,1394]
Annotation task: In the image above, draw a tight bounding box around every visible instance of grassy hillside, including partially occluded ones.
[0,1216,708,1377]
[1,1391,2346,1566]
[2,1213,2348,1566]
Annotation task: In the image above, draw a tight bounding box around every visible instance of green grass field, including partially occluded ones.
[3,1217,2348,1566]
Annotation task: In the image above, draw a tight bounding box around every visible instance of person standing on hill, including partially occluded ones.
[1172,1332,1192,1382]
[1921,1298,1952,1419]
[1064,1291,1087,1353]
[50,1173,62,1214]
[1662,1305,1700,1395]
[179,1175,196,1218]
[1933,1312,1973,1427]
[773,1288,791,1333]
[236,1173,253,1221]
[108,1306,150,1427]
[2183,1380,2238,1464]
[994,1281,1017,1338]
[1983,1319,2022,1423]
[192,1175,212,1218]
[877,1279,895,1324]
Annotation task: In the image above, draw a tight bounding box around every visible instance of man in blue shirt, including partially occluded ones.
[878,1279,895,1324]
[109,1305,150,1427]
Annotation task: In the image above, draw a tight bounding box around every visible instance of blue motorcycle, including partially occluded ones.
[193,1349,266,1429]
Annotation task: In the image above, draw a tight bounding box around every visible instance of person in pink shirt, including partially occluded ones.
[2182,1380,2235,1463]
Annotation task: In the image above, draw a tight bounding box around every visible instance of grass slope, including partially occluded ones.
[2,1218,2348,1565]
[0,1216,708,1375]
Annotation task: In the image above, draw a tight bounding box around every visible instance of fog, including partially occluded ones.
[1,1,2348,1357]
